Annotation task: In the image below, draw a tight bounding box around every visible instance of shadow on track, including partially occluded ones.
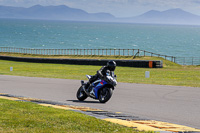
[67,100,100,104]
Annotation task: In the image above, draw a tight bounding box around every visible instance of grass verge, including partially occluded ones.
[0,98,151,133]
[0,56,199,87]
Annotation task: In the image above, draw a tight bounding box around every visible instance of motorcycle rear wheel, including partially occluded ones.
[76,86,88,101]
[99,87,113,103]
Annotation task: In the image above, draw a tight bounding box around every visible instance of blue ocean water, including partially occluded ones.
[0,18,200,57]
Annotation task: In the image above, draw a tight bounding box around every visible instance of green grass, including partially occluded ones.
[0,98,150,133]
[0,56,199,87]
[0,52,176,62]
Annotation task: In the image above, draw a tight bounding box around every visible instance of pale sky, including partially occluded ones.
[0,0,200,17]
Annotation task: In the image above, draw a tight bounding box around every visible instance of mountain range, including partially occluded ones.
[126,8,200,25]
[0,5,115,22]
[1,5,200,25]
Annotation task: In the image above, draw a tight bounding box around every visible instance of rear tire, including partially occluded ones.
[99,87,113,103]
[76,86,88,101]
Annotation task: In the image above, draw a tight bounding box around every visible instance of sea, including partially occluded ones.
[0,18,200,57]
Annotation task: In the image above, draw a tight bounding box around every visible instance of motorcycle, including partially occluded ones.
[76,73,117,103]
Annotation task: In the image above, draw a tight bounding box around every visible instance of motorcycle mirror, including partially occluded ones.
[81,80,84,85]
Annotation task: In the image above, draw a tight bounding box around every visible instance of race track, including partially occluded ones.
[0,75,199,129]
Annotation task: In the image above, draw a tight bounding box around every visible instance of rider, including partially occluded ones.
[84,60,116,91]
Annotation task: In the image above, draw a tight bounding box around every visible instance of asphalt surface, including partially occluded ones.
[0,75,199,129]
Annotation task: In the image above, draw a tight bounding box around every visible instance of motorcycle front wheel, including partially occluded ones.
[76,86,88,101]
[99,87,113,103]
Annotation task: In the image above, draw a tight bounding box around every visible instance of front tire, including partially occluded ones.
[99,87,113,103]
[76,86,88,101]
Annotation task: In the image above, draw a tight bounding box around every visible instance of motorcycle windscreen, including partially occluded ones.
[94,80,108,99]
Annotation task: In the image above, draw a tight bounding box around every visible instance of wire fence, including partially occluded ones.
[0,47,199,65]
[174,57,200,65]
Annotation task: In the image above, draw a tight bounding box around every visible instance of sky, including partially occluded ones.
[0,0,200,17]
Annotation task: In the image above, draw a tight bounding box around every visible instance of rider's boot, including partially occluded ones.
[90,89,95,96]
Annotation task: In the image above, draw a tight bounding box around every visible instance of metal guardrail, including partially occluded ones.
[0,47,199,65]
[174,57,200,65]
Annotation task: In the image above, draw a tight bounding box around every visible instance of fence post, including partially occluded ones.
[192,57,193,65]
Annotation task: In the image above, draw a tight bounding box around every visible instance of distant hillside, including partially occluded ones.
[0,5,116,22]
[1,5,200,25]
[126,8,200,25]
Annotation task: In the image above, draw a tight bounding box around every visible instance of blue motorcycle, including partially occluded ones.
[76,73,117,103]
